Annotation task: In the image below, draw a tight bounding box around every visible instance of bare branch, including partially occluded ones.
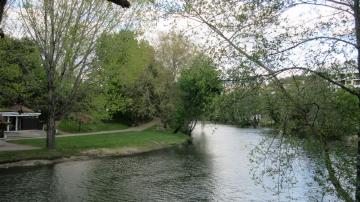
[270,36,357,56]
[290,2,353,15]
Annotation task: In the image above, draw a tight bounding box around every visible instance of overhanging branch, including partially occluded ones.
[271,67,360,96]
[270,36,357,56]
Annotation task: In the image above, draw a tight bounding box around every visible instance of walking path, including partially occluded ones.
[0,119,160,151]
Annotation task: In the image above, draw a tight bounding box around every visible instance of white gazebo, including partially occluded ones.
[0,104,41,132]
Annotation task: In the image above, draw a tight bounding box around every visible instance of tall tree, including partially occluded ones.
[179,0,360,201]
[155,31,197,80]
[94,31,155,124]
[174,56,222,135]
[20,0,127,149]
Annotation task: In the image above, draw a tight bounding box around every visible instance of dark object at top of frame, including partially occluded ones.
[109,0,131,8]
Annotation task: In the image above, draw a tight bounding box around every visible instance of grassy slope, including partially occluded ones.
[0,130,188,163]
[58,119,128,133]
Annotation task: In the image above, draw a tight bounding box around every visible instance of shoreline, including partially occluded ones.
[0,143,186,169]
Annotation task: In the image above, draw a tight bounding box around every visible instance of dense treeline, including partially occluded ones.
[0,31,222,136]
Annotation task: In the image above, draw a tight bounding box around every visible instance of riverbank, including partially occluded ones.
[0,129,189,168]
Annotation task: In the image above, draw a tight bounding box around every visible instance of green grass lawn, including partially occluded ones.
[58,119,128,133]
[0,129,189,163]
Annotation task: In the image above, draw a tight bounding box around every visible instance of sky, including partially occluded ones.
[2,0,355,76]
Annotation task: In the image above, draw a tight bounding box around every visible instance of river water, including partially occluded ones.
[0,124,338,201]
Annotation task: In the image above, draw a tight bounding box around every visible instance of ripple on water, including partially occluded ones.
[0,124,339,201]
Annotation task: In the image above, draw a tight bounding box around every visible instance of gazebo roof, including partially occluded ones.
[0,104,35,113]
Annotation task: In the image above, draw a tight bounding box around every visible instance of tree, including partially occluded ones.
[94,31,156,124]
[210,87,263,127]
[0,37,46,109]
[152,31,200,128]
[173,56,222,135]
[251,74,359,200]
[178,0,360,200]
[20,0,127,149]
[155,31,198,80]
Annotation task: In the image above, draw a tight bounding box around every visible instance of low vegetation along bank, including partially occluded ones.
[0,129,189,167]
[58,119,129,133]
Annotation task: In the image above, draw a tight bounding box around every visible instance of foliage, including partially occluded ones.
[172,56,223,134]
[254,74,359,200]
[265,75,359,140]
[21,0,127,149]
[95,31,155,86]
[155,31,198,79]
[94,31,156,124]
[210,87,263,127]
[58,118,128,133]
[177,0,360,199]
[110,65,158,125]
[0,37,46,110]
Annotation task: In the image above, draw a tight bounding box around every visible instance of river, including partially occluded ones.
[0,124,338,201]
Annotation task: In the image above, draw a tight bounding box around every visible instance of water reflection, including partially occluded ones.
[0,124,338,201]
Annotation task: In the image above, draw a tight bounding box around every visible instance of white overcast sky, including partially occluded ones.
[2,1,324,44]
[2,0,353,76]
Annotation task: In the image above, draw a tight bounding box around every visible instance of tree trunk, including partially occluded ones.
[46,88,56,149]
[46,65,56,149]
[46,109,56,149]
[173,126,181,134]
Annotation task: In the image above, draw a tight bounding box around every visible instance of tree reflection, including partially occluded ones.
[249,131,354,201]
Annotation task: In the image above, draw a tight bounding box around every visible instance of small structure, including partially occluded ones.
[0,104,42,132]
[335,72,360,88]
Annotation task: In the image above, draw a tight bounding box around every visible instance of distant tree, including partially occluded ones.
[210,87,263,127]
[94,31,156,124]
[155,31,198,80]
[173,56,222,135]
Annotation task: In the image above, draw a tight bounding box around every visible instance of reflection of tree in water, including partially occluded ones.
[249,132,354,201]
[249,133,300,200]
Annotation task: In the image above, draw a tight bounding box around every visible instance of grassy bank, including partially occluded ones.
[58,119,128,133]
[0,129,189,164]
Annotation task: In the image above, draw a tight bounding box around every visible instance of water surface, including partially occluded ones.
[0,124,337,201]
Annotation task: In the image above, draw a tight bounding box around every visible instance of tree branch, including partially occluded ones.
[322,141,354,202]
[271,67,360,96]
[270,36,357,56]
[290,2,353,15]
